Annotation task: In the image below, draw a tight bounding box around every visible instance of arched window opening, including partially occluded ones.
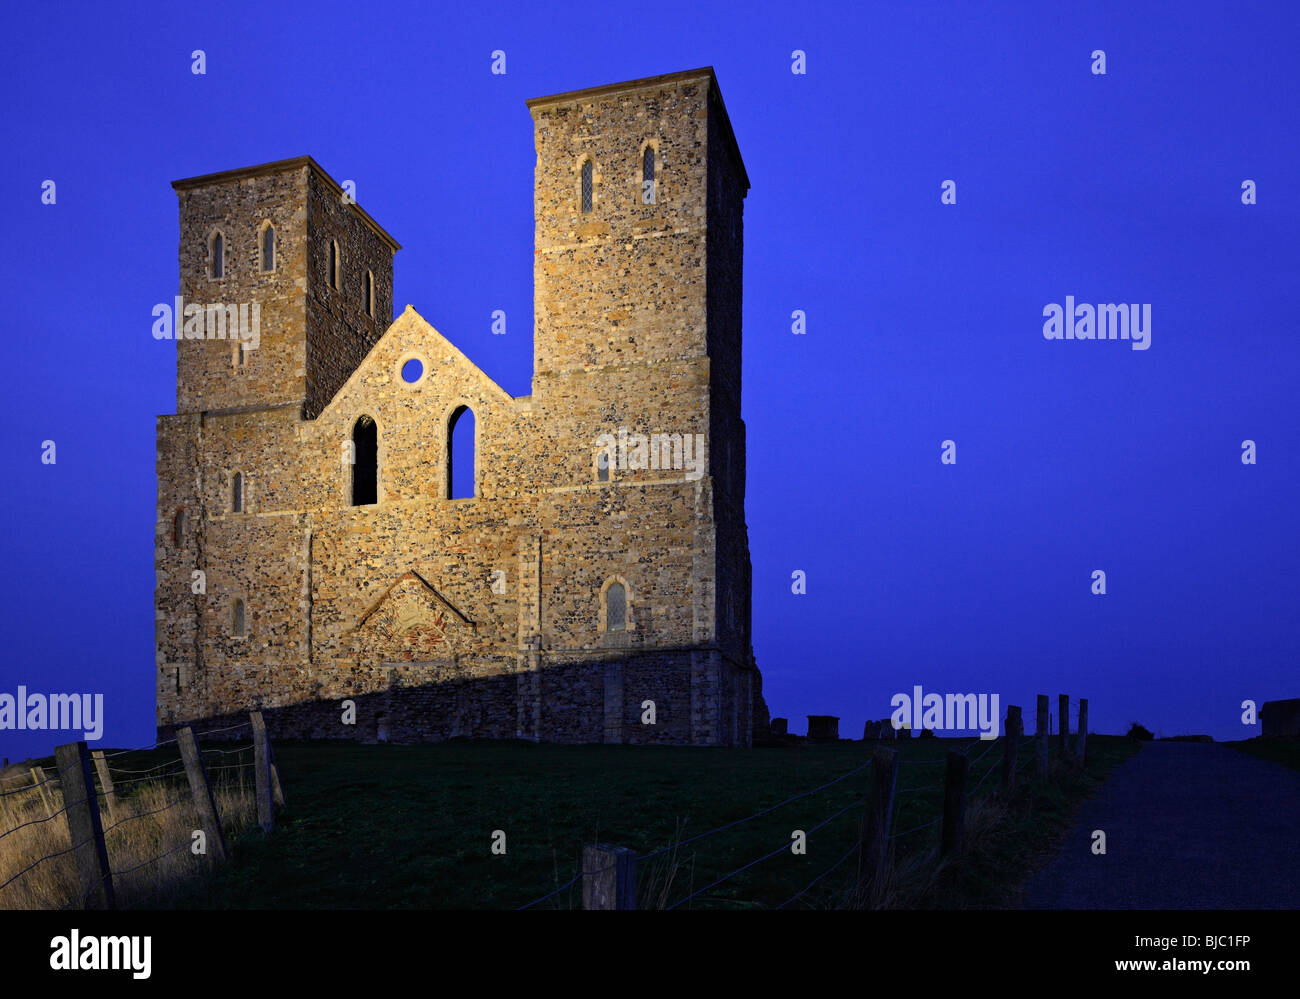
[606,582,627,633]
[232,599,246,638]
[365,270,374,317]
[580,160,593,213]
[231,472,243,513]
[173,508,186,547]
[642,146,656,204]
[328,239,340,290]
[262,224,275,271]
[447,406,476,499]
[351,415,377,506]
[210,231,224,278]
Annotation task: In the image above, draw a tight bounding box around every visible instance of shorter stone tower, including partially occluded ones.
[171,157,399,418]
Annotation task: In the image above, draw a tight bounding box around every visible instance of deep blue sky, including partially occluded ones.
[3,1,1297,762]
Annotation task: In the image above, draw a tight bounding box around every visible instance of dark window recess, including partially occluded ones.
[352,415,378,505]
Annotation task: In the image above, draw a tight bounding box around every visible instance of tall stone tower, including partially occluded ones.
[525,68,759,739]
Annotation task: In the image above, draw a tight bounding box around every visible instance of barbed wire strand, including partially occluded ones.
[100,795,190,838]
[106,754,186,777]
[111,839,196,879]
[967,736,1002,767]
[0,803,72,843]
[105,764,188,793]
[665,795,865,910]
[890,815,942,840]
[516,870,584,910]
[201,743,254,757]
[776,837,864,910]
[640,759,872,863]
[0,833,97,894]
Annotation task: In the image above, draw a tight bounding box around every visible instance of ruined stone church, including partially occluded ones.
[155,68,766,746]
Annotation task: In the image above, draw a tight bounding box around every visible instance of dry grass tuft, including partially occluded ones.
[0,766,257,910]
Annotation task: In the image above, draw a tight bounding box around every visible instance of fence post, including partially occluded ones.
[1001,705,1022,792]
[1076,699,1089,767]
[1036,696,1049,777]
[250,711,274,833]
[177,727,227,862]
[1058,694,1070,763]
[91,751,118,823]
[856,747,898,908]
[941,751,969,858]
[31,767,54,818]
[582,844,636,909]
[53,741,114,910]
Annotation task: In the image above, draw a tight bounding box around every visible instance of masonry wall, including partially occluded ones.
[175,167,308,414]
[530,77,712,378]
[157,73,764,747]
[304,169,396,420]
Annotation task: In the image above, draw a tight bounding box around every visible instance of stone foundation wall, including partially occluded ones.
[159,651,729,746]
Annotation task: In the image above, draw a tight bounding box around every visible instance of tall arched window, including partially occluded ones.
[605,582,627,632]
[580,160,593,213]
[173,508,186,547]
[642,146,656,204]
[364,270,374,317]
[232,599,246,638]
[328,239,340,289]
[210,231,224,278]
[261,224,275,271]
[231,472,243,513]
[447,406,476,499]
[351,415,377,506]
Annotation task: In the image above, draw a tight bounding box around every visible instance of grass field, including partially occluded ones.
[100,733,1140,910]
[1223,737,1300,774]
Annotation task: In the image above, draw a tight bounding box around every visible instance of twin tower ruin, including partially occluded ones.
[154,68,766,746]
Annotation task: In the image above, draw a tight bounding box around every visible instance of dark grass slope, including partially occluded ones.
[122,735,1136,910]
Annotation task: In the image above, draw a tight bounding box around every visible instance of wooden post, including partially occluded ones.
[941,751,969,858]
[1076,699,1089,767]
[53,742,114,910]
[177,727,227,862]
[1036,695,1049,777]
[856,747,899,908]
[269,740,285,807]
[582,844,636,909]
[31,767,54,818]
[90,751,118,823]
[250,711,274,833]
[1058,694,1070,762]
[1001,705,1022,792]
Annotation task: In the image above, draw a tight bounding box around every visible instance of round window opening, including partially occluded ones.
[401,358,424,384]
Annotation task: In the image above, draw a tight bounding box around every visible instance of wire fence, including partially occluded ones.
[517,696,1091,911]
[0,715,278,911]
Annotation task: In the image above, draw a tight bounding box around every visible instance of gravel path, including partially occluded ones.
[1022,742,1300,908]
